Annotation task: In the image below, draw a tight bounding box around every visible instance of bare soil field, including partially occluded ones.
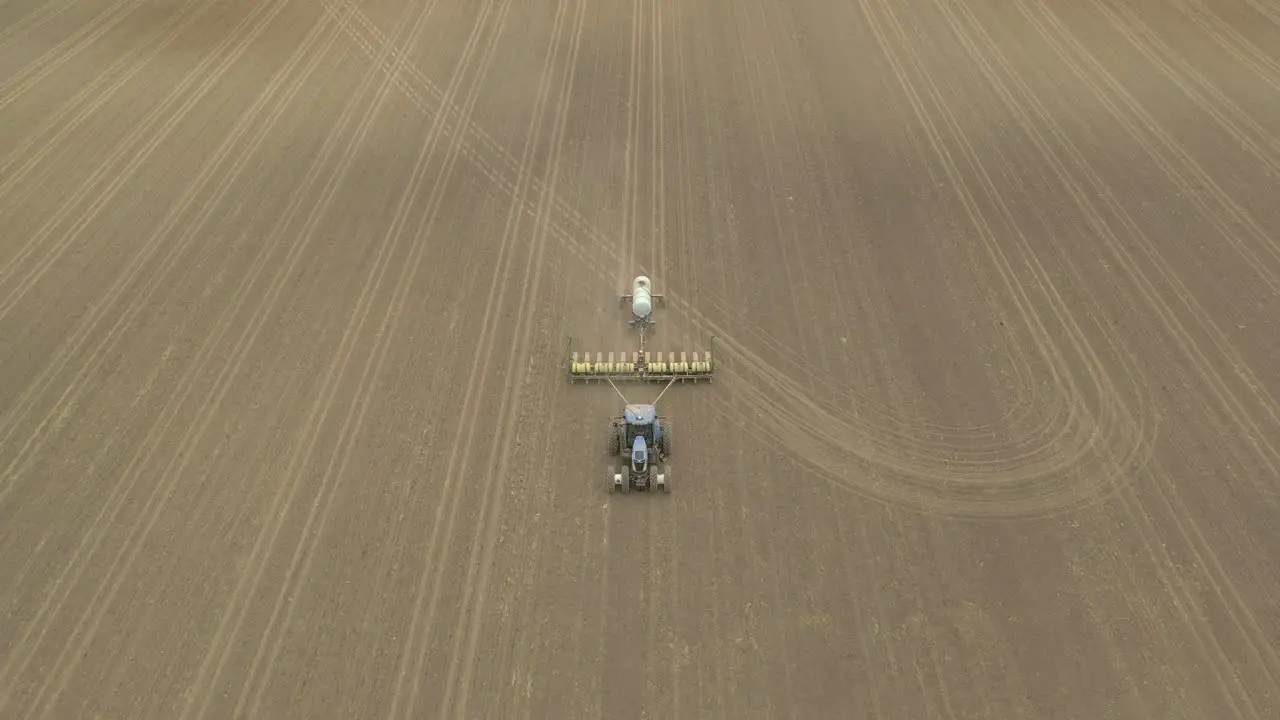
[3,0,1280,717]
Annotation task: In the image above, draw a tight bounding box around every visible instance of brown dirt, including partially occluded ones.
[3,0,1280,718]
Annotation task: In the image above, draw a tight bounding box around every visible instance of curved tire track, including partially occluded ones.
[322,0,1149,520]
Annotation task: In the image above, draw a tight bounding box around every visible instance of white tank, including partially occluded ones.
[631,276,653,318]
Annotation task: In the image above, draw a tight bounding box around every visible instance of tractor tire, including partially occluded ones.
[608,425,621,456]
[662,465,671,493]
[659,422,672,458]
[608,465,616,493]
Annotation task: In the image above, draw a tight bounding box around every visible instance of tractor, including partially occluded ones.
[567,273,711,495]
[608,403,671,493]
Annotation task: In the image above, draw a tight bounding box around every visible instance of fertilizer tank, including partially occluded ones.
[631,276,653,318]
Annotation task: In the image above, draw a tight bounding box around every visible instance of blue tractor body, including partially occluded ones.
[610,404,670,493]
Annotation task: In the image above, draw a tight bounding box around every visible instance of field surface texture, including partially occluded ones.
[3,1,1280,718]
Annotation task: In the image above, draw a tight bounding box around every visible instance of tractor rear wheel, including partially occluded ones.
[608,424,621,456]
[659,422,672,457]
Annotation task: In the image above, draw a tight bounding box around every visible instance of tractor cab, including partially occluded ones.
[623,404,657,442]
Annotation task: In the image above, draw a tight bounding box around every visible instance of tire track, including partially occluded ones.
[910,2,1280,707]
[1109,475,1260,718]
[695,38,738,712]
[694,288,1045,440]
[655,22,737,707]
[378,2,570,716]
[590,498,615,718]
[495,33,589,704]
[0,0,146,108]
[0,3,334,580]
[334,0,1063,455]
[957,0,1280,499]
[670,0,700,353]
[916,0,1157,471]
[644,496,662,716]
[623,0,643,280]
[867,0,1123,475]
[500,348,571,720]
[165,1,469,716]
[674,0,1152,518]
[329,0,898,407]
[0,0,90,52]
[683,0,1070,469]
[704,292,1052,455]
[1141,454,1280,703]
[1095,0,1280,179]
[323,0,625,289]
[619,0,1131,509]
[1005,0,1280,482]
[828,0,1033,444]
[327,0,1061,464]
[1176,0,1280,95]
[327,0,614,253]
[357,75,1142,518]
[663,494,682,720]
[0,5,357,718]
[1238,0,1280,31]
[227,3,515,716]
[702,14,764,707]
[651,0,667,283]
[441,139,1142,516]
[441,2,581,716]
[0,0,288,352]
[665,3,696,716]
[933,0,1257,708]
[856,473,957,718]
[338,0,1142,517]
[939,0,1280,491]
[0,0,300,507]
[0,0,219,209]
[1014,0,1280,297]
[6,0,1275,713]
[0,0,253,482]
[374,5,550,717]
[747,0,850,403]
[550,504,603,718]
[826,479,891,718]
[730,0,820,401]
[819,0,1041,445]
[727,2,806,712]
[938,0,1280,700]
[495,221,578,720]
[0,0,314,696]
